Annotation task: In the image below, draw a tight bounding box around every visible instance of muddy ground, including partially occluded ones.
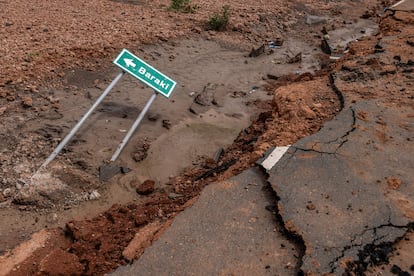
[0,0,413,275]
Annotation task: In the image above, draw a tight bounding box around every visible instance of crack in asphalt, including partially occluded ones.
[289,74,357,156]
[260,171,306,276]
[329,73,345,109]
[328,211,413,274]
[291,105,357,156]
[290,145,338,155]
[345,221,414,275]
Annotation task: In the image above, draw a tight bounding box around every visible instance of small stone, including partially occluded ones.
[321,39,332,55]
[88,190,101,200]
[287,52,302,64]
[0,106,7,115]
[386,176,402,190]
[0,193,5,202]
[192,27,202,33]
[136,180,155,195]
[249,45,265,58]
[21,96,33,108]
[162,119,171,130]
[306,203,316,210]
[2,188,12,197]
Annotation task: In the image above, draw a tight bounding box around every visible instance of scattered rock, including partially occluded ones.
[21,95,33,108]
[2,188,12,197]
[15,182,23,190]
[321,39,332,55]
[189,105,200,115]
[88,190,101,200]
[229,91,247,98]
[306,203,316,210]
[194,83,216,106]
[287,52,302,64]
[249,45,265,57]
[267,74,279,80]
[387,176,402,190]
[132,139,150,162]
[162,119,171,129]
[0,106,7,115]
[136,180,155,195]
[0,193,5,202]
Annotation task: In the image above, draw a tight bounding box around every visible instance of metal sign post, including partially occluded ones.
[110,91,158,161]
[39,71,125,170]
[38,48,176,172]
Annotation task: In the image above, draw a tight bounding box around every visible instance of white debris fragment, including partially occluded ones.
[88,190,101,200]
[261,146,290,171]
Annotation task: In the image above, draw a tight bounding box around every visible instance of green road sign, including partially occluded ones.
[113,49,177,98]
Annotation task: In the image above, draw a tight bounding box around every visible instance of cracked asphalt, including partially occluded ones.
[269,100,413,274]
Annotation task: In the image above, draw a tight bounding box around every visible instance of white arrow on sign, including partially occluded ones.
[124,58,136,68]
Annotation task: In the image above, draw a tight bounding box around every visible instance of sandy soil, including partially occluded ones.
[1,0,412,275]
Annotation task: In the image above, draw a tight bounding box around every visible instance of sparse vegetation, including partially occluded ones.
[206,5,230,31]
[168,0,198,13]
